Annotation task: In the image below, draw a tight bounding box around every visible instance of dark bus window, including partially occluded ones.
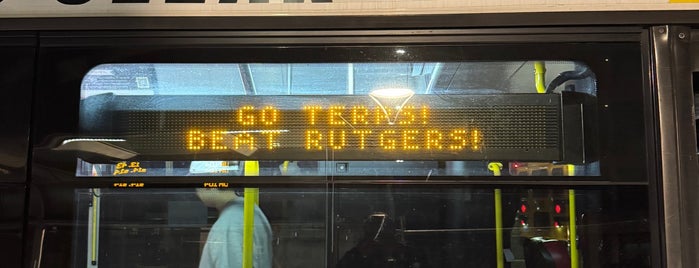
[29,43,650,268]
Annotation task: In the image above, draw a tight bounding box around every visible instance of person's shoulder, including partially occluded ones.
[211,202,246,229]
[220,200,245,214]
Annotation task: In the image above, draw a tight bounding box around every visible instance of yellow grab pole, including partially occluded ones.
[488,162,504,268]
[534,61,546,94]
[242,161,260,268]
[495,188,504,268]
[569,189,579,268]
[242,188,258,268]
[244,161,260,176]
[281,161,289,176]
[566,164,575,176]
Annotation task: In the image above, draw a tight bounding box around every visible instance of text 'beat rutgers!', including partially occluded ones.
[185,105,483,153]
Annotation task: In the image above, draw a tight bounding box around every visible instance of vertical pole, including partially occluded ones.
[495,189,504,268]
[165,161,173,176]
[488,162,504,268]
[242,188,258,268]
[347,63,354,94]
[534,61,546,93]
[286,64,292,95]
[91,192,97,264]
[87,188,100,268]
[569,189,578,268]
[242,161,260,268]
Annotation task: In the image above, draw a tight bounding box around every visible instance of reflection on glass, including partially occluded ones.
[337,212,429,268]
[80,62,593,97]
[72,187,649,268]
[334,187,650,268]
[74,188,325,268]
[77,160,597,177]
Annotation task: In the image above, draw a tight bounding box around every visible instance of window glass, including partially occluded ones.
[76,188,326,268]
[72,186,650,268]
[75,61,599,177]
[81,62,588,97]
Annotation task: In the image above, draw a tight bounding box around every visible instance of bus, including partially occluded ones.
[0,1,698,268]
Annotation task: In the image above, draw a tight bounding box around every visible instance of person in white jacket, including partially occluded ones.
[196,188,273,268]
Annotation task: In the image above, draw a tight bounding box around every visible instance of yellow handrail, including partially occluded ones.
[281,161,289,176]
[488,162,504,268]
[534,61,546,94]
[569,189,578,268]
[495,188,504,268]
[242,161,260,268]
[488,162,503,176]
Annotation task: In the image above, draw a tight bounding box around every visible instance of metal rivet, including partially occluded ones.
[679,32,687,39]
[659,28,665,34]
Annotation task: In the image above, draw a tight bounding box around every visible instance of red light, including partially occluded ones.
[554,221,560,228]
[555,204,562,214]
[521,204,527,213]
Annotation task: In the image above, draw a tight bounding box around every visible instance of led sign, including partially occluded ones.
[185,105,482,153]
[93,94,585,161]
